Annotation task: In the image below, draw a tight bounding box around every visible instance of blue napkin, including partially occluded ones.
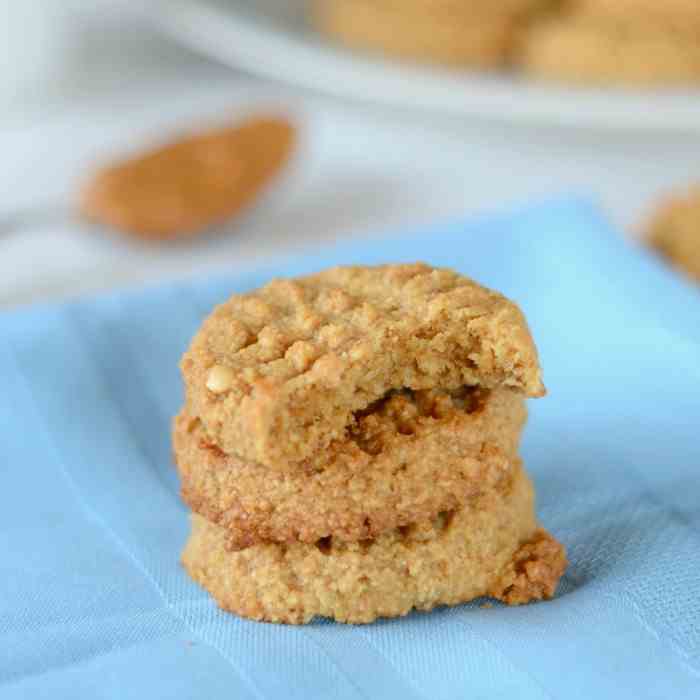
[2,198,699,699]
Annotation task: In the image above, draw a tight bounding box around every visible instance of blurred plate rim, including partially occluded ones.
[150,0,700,133]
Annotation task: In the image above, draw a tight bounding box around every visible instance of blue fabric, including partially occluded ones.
[1,197,699,699]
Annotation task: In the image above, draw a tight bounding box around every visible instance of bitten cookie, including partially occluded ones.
[182,465,568,624]
[180,263,544,470]
[176,263,566,624]
[647,185,700,283]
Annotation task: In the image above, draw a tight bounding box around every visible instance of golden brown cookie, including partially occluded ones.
[311,0,520,68]
[647,185,700,283]
[327,0,552,21]
[174,387,526,549]
[182,465,567,624]
[575,0,700,32]
[180,263,545,470]
[520,15,700,86]
[80,116,296,240]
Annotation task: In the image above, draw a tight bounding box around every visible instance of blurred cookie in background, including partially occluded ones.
[519,1,700,86]
[80,115,296,241]
[647,185,700,284]
[576,0,700,33]
[311,0,553,68]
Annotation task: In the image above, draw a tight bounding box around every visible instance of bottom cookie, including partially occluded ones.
[182,466,567,624]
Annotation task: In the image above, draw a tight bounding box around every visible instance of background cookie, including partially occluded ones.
[328,0,551,20]
[575,0,700,31]
[647,185,700,282]
[520,17,700,85]
[80,116,296,240]
[181,263,545,469]
[311,0,516,68]
[174,387,526,549]
[182,466,567,624]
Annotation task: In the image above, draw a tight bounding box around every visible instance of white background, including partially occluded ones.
[1,6,698,309]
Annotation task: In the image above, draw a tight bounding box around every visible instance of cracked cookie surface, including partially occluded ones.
[181,263,544,469]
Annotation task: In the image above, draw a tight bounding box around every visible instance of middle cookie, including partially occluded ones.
[174,386,526,550]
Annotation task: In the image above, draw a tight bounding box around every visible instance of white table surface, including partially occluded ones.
[2,15,699,310]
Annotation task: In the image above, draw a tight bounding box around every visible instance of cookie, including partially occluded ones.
[180,263,545,469]
[575,0,700,32]
[182,464,567,624]
[647,185,700,283]
[174,386,526,549]
[176,263,564,624]
[311,0,518,68]
[320,0,550,20]
[520,16,700,85]
[80,116,296,240]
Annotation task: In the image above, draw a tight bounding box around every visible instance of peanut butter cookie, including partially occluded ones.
[648,185,700,283]
[180,263,545,470]
[576,0,700,31]
[182,465,567,624]
[176,263,565,624]
[174,387,526,550]
[81,116,295,240]
[311,0,535,68]
[520,10,700,85]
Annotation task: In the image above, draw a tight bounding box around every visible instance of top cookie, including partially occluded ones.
[180,263,544,468]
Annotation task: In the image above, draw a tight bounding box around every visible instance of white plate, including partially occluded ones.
[151,0,700,132]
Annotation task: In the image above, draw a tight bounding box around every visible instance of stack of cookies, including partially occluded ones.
[520,0,700,85]
[174,263,567,624]
[311,0,552,68]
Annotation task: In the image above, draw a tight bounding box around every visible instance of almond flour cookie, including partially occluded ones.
[177,263,565,624]
[310,0,538,68]
[182,465,567,624]
[180,263,544,470]
[520,15,700,86]
[80,116,295,240]
[647,185,700,283]
[336,0,551,19]
[174,387,526,550]
[575,0,700,32]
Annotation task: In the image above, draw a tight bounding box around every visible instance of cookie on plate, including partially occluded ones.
[575,0,700,32]
[311,0,550,68]
[519,9,700,85]
[647,185,700,283]
[183,465,567,624]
